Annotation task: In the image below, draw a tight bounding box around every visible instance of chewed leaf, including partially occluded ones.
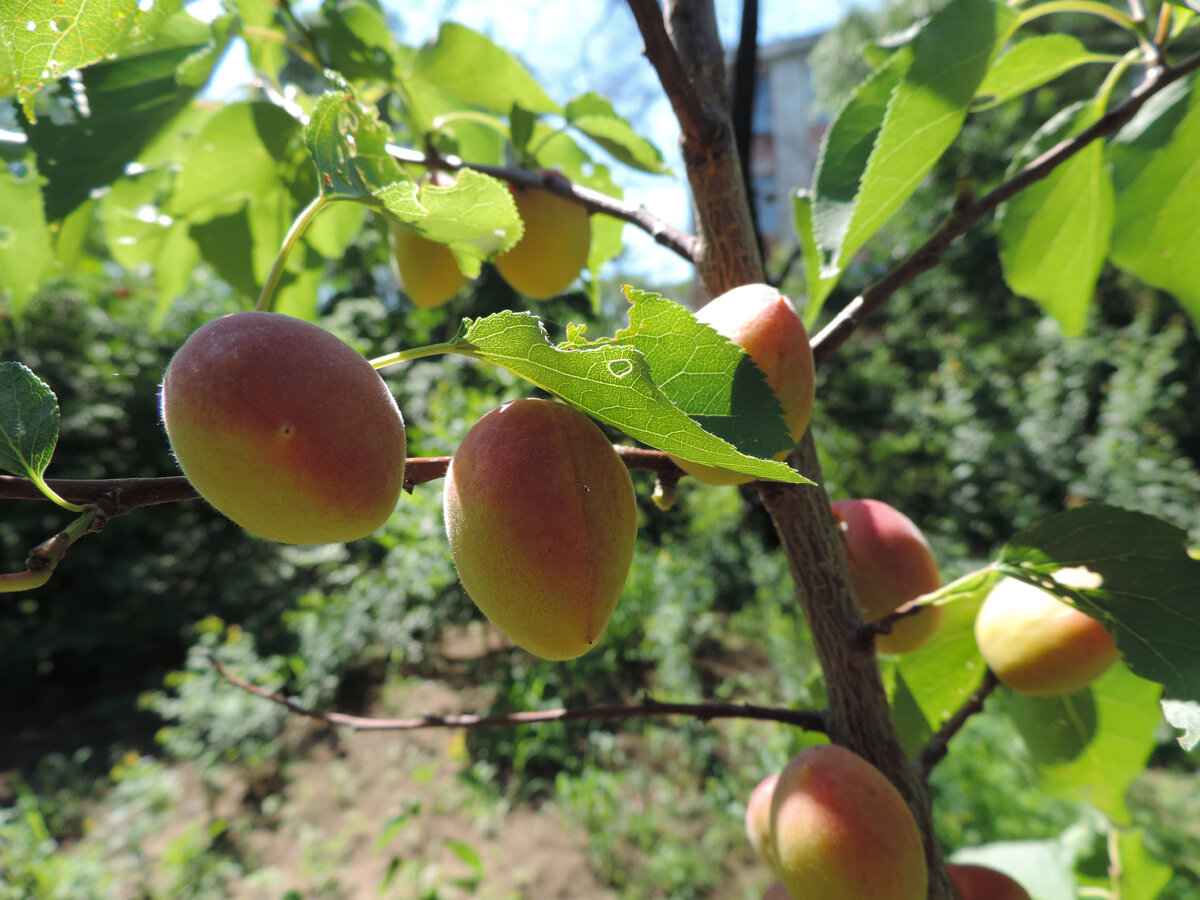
[447,312,809,484]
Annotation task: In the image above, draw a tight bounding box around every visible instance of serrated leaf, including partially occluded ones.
[812,0,1014,284]
[975,34,1115,110]
[1109,74,1200,330]
[20,10,225,220]
[0,362,60,481]
[0,0,184,116]
[314,0,400,85]
[601,288,792,459]
[1161,698,1200,751]
[411,22,560,117]
[999,504,1200,703]
[997,100,1114,335]
[565,92,667,174]
[897,568,1001,731]
[0,153,53,316]
[1002,663,1161,821]
[792,190,839,320]
[444,311,808,484]
[304,88,403,201]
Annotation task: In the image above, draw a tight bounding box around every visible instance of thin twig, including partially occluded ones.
[206,650,827,733]
[385,143,700,263]
[913,669,1001,777]
[811,49,1200,367]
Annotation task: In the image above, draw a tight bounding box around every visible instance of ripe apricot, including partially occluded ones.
[493,176,591,299]
[442,398,637,660]
[948,863,1032,900]
[975,567,1120,696]
[830,499,944,653]
[160,311,406,544]
[769,744,927,900]
[669,284,815,485]
[745,773,780,871]
[388,221,469,309]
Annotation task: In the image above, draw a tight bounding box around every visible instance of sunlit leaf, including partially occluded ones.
[0,362,60,483]
[565,92,667,174]
[975,34,1114,110]
[0,152,53,316]
[1161,698,1200,751]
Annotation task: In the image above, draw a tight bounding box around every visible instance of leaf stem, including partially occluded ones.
[255,194,331,312]
[1017,0,1139,31]
[369,340,471,370]
[28,470,85,512]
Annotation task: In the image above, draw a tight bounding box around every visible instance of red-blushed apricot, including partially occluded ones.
[669,284,815,486]
[493,176,591,299]
[745,773,780,872]
[160,311,406,544]
[762,881,792,900]
[388,222,469,309]
[769,744,927,900]
[948,863,1032,900]
[975,567,1119,696]
[830,499,944,653]
[442,398,637,660]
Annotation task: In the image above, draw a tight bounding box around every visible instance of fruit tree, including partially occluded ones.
[2,0,1200,897]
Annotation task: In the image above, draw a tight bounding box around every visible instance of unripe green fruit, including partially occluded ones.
[160,312,406,544]
[975,567,1119,696]
[770,744,927,900]
[948,863,1032,900]
[443,398,637,660]
[669,284,815,485]
[389,222,468,309]
[745,773,780,872]
[493,178,591,299]
[830,498,944,653]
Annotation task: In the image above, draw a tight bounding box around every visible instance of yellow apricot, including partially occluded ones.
[160,311,406,544]
[948,863,1032,900]
[669,284,815,485]
[388,221,469,309]
[830,498,944,654]
[493,178,591,299]
[769,744,927,900]
[442,398,637,660]
[975,567,1119,696]
[745,773,780,872]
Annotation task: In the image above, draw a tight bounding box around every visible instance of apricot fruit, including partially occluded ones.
[442,398,637,660]
[762,882,792,900]
[160,311,406,544]
[669,284,815,485]
[830,498,944,653]
[769,744,927,900]
[745,773,780,871]
[388,221,468,309]
[948,863,1032,900]
[493,176,591,299]
[975,566,1120,696]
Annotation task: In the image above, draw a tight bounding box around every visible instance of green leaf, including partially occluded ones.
[1109,74,1200,330]
[314,0,400,85]
[896,568,1000,731]
[975,34,1115,110]
[0,0,184,116]
[565,92,667,174]
[411,22,560,117]
[0,153,53,316]
[1161,698,1200,751]
[812,0,1015,284]
[880,661,934,757]
[792,190,839,321]
[1002,663,1161,821]
[439,311,809,484]
[0,362,60,483]
[304,88,406,201]
[600,288,792,460]
[1109,829,1173,900]
[997,100,1114,336]
[232,0,287,79]
[999,504,1200,703]
[20,10,226,220]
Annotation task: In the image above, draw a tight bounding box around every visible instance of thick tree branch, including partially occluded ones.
[207,650,827,734]
[811,48,1200,367]
[386,143,701,263]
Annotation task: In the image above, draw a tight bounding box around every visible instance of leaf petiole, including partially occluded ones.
[255,194,333,313]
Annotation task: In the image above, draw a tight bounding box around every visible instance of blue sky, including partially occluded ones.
[189,0,864,280]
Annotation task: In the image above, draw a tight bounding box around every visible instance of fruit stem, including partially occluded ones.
[255,194,332,313]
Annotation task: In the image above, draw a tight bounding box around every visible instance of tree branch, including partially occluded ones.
[206,650,827,734]
[913,669,1001,778]
[811,48,1200,367]
[386,143,701,264]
